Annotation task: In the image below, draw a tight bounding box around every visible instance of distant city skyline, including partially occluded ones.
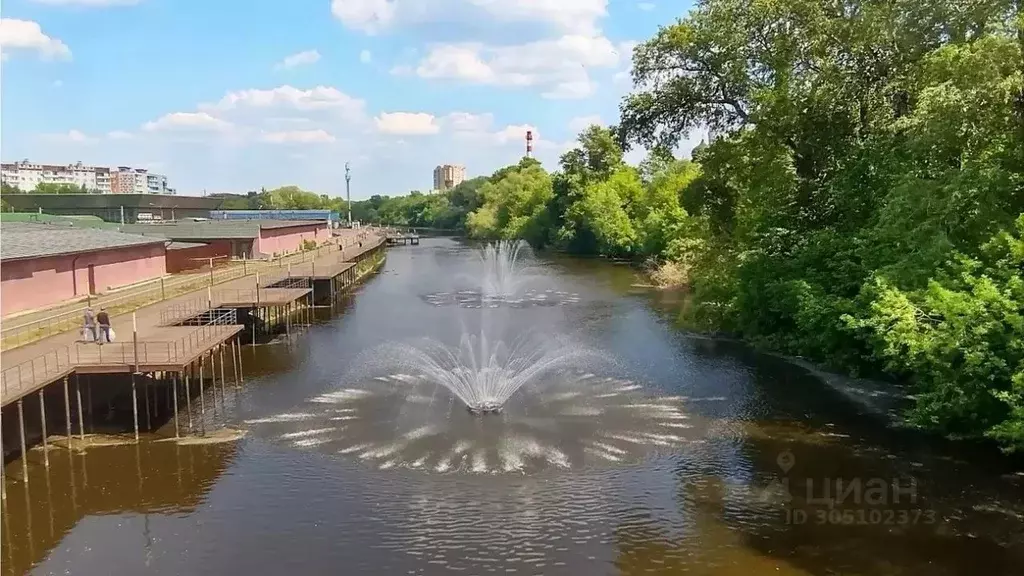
[1,159,174,194]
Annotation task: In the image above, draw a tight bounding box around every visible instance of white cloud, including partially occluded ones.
[0,19,71,60]
[56,83,574,196]
[330,0,397,34]
[375,112,441,135]
[331,0,607,35]
[542,79,596,100]
[568,114,602,133]
[410,34,621,99]
[359,49,372,63]
[275,49,321,70]
[203,85,365,116]
[637,2,655,10]
[142,112,232,132]
[492,124,534,146]
[260,129,337,144]
[43,129,97,143]
[442,112,494,133]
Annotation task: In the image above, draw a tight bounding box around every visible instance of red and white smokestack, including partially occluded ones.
[526,130,534,158]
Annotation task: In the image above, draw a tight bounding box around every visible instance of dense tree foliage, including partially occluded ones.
[213,179,489,231]
[1,182,95,194]
[453,0,1024,451]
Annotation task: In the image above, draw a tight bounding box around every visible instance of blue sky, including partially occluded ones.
[1,0,699,199]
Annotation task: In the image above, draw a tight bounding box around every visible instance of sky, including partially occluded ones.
[0,0,701,199]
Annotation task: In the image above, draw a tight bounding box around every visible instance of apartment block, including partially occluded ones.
[0,160,174,194]
[432,164,466,192]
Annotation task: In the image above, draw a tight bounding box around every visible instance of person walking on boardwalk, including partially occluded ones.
[96,308,111,344]
[83,307,97,342]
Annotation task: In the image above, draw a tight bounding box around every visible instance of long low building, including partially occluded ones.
[1,219,333,316]
[0,222,168,315]
[210,209,340,222]
[120,219,331,259]
[0,193,220,223]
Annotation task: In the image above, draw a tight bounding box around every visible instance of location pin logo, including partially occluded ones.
[777,450,795,473]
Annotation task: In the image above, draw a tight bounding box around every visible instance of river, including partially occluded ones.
[2,237,1022,575]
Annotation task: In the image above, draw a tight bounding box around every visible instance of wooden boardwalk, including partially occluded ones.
[0,233,386,407]
[386,233,420,246]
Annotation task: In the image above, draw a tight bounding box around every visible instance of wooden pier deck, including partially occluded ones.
[0,233,386,407]
[386,233,420,246]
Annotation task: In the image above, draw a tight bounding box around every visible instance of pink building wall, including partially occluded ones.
[1,243,167,316]
[254,224,330,256]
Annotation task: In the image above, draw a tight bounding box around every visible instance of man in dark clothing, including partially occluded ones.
[96,308,111,344]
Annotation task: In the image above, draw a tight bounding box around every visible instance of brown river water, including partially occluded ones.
[2,237,1023,575]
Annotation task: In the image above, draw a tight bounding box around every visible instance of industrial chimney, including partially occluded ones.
[526,130,534,158]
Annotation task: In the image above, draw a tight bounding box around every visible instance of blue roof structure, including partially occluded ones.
[210,209,338,221]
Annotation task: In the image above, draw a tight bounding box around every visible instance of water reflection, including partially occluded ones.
[1,440,237,575]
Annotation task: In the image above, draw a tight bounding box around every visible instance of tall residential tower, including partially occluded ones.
[432,164,466,191]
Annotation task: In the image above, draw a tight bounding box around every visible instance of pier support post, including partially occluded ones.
[75,377,85,443]
[63,377,72,446]
[237,337,244,383]
[38,391,49,468]
[184,373,193,432]
[131,373,140,442]
[17,399,28,482]
[172,373,180,439]
[144,378,151,432]
[199,356,207,434]
[1,407,5,498]
[231,339,240,388]
[219,345,227,398]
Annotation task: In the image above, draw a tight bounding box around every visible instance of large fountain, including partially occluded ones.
[422,240,581,308]
[246,240,696,473]
[390,332,595,414]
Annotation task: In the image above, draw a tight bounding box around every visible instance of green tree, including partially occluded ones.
[34,183,80,194]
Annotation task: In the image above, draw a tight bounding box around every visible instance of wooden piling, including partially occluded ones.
[144,378,152,432]
[131,373,140,442]
[75,378,85,443]
[231,339,240,388]
[1,406,5,498]
[17,399,28,482]
[38,391,49,468]
[62,377,72,445]
[184,372,193,432]
[219,345,227,398]
[199,355,207,434]
[172,373,180,439]
[237,337,244,382]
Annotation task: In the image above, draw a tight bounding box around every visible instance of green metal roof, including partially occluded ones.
[0,212,120,229]
[0,222,166,261]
